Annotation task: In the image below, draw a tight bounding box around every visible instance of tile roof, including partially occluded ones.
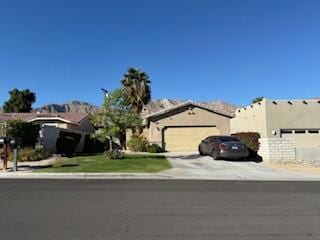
[141,99,236,118]
[144,101,234,119]
[0,112,88,125]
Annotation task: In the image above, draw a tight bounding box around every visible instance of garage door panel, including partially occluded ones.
[282,132,320,148]
[165,127,219,151]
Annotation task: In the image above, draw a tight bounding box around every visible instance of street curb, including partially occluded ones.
[1,172,320,181]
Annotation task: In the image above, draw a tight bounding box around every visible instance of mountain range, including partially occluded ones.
[33,101,99,115]
[33,99,237,116]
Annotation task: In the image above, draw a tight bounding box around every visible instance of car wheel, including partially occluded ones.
[212,149,220,160]
[198,146,204,156]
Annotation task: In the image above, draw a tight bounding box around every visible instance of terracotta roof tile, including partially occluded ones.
[0,112,88,124]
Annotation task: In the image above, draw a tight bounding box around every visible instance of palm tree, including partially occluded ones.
[121,67,151,114]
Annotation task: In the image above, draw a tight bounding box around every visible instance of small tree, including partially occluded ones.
[7,120,40,148]
[252,97,264,104]
[92,89,141,155]
[3,88,36,113]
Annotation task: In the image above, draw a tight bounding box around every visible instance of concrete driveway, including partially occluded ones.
[163,152,320,180]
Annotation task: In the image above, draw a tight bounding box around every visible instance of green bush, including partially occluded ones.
[7,120,40,148]
[231,132,261,152]
[56,131,81,155]
[146,144,164,153]
[83,135,105,153]
[104,149,124,159]
[9,147,50,162]
[127,134,148,152]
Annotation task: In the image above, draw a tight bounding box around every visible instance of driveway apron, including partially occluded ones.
[163,152,320,180]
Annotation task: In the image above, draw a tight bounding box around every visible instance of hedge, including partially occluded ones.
[56,131,81,155]
[231,132,260,152]
[83,135,105,153]
[146,144,164,153]
[7,120,40,148]
[127,134,148,152]
[8,147,50,162]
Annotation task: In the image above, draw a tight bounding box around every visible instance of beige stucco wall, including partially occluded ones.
[147,106,231,145]
[265,99,320,137]
[231,100,268,137]
[126,128,150,143]
[55,119,94,132]
[34,119,94,133]
[231,98,320,148]
[125,106,231,147]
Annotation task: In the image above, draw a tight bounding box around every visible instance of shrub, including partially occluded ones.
[231,132,261,152]
[7,120,40,148]
[56,131,81,155]
[127,134,148,152]
[83,135,105,153]
[104,149,124,159]
[146,144,164,153]
[9,147,50,162]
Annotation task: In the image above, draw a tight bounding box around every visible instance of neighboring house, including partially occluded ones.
[127,101,233,151]
[231,98,320,163]
[0,113,95,153]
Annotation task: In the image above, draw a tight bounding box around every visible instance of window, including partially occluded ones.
[308,130,319,134]
[295,130,306,134]
[281,130,292,134]
[217,136,239,142]
[281,129,320,136]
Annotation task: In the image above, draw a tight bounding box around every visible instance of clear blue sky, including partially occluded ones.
[1,0,320,107]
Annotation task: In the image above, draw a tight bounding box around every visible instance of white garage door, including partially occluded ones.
[164,126,220,151]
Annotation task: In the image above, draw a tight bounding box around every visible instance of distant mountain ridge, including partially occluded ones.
[141,99,237,117]
[33,101,99,115]
[33,99,237,116]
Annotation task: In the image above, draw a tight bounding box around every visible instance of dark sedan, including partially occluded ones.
[198,136,249,160]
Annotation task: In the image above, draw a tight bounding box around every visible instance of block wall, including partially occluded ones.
[258,138,296,163]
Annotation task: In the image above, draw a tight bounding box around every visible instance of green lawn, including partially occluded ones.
[35,154,171,173]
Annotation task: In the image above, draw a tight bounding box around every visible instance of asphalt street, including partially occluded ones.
[0,180,319,240]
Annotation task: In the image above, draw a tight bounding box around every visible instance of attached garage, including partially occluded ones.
[134,101,233,152]
[164,126,220,151]
[281,129,320,148]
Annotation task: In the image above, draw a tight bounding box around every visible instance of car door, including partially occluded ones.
[206,137,217,154]
[201,137,215,154]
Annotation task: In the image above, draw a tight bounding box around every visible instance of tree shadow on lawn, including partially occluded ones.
[19,163,80,170]
[18,164,54,170]
[125,154,166,160]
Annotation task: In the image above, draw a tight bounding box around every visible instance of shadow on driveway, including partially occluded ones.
[167,154,202,160]
[166,152,263,163]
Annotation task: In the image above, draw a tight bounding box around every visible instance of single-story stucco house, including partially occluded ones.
[127,101,233,152]
[231,98,320,163]
[0,112,95,153]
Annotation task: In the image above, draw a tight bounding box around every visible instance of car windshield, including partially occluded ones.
[218,137,239,142]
